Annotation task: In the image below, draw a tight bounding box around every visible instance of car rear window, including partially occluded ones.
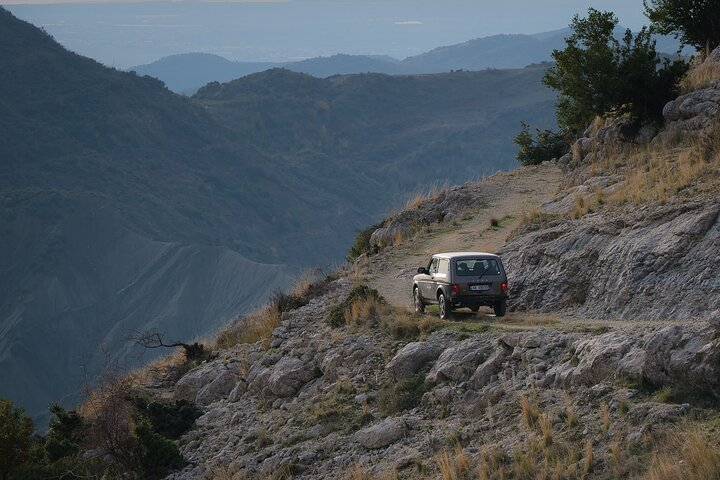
[455,258,501,276]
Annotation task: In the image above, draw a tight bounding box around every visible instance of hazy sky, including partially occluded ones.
[5,0,651,68]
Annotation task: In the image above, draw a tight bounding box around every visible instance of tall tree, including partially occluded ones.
[543,8,687,132]
[0,398,34,480]
[644,0,720,56]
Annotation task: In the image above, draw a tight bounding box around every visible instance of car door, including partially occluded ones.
[422,257,439,300]
[436,258,450,293]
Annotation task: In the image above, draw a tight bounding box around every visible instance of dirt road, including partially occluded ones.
[365,164,562,312]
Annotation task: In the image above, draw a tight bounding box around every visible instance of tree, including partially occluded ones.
[644,0,720,56]
[543,8,687,132]
[0,397,34,480]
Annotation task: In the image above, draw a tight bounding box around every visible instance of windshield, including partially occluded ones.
[455,258,501,276]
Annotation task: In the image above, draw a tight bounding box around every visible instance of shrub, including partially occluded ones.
[346,223,381,262]
[378,375,426,415]
[130,397,202,440]
[544,8,687,132]
[0,397,34,480]
[134,420,186,479]
[513,123,570,165]
[327,285,383,328]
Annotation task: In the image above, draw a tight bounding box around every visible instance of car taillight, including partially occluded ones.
[451,284,460,294]
[501,282,508,294]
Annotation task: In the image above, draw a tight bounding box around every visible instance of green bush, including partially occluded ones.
[645,0,720,54]
[130,397,202,440]
[513,122,570,165]
[378,375,427,415]
[134,420,186,479]
[346,223,381,262]
[543,8,687,131]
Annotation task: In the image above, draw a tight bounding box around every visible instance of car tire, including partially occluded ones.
[469,306,480,313]
[494,299,507,318]
[413,287,425,313]
[438,293,451,320]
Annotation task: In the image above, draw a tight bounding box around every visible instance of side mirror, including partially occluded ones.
[417,267,429,275]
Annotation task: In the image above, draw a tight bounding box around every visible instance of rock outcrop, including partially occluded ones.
[163,279,719,479]
[501,200,720,320]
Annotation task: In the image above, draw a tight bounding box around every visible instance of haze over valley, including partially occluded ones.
[0,6,557,425]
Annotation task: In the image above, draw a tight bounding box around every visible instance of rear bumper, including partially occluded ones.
[450,294,508,307]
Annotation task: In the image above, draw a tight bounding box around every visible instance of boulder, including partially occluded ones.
[426,338,495,383]
[266,357,319,398]
[385,341,447,380]
[196,368,238,406]
[175,362,228,402]
[355,418,406,449]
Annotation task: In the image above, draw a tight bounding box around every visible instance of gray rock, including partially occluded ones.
[426,339,495,383]
[469,347,510,389]
[266,356,319,398]
[709,310,720,331]
[355,418,406,449]
[500,201,720,320]
[175,362,229,403]
[385,341,447,380]
[228,380,248,403]
[196,368,238,406]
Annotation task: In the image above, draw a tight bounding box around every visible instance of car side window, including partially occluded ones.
[437,258,450,276]
[429,258,439,274]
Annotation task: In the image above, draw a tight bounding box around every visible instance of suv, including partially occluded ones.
[412,252,508,319]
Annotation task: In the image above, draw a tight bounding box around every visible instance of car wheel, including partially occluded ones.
[438,293,450,320]
[469,306,480,313]
[413,287,425,313]
[494,299,507,318]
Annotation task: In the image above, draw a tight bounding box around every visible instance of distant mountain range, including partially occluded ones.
[132,28,690,93]
[0,7,558,426]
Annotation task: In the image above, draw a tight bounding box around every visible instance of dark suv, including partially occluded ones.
[412,252,508,319]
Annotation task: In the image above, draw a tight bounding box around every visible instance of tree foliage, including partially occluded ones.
[644,0,720,54]
[543,8,688,132]
[513,122,570,166]
[0,398,33,480]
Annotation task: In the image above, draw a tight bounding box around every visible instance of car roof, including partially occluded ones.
[433,252,500,259]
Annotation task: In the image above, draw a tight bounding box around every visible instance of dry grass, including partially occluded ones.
[344,294,380,327]
[214,306,282,349]
[561,393,577,430]
[345,464,369,480]
[601,122,720,205]
[401,183,449,212]
[519,395,540,430]
[642,428,720,480]
[436,447,471,480]
[599,401,611,434]
[539,413,554,447]
[582,438,593,477]
[681,57,720,93]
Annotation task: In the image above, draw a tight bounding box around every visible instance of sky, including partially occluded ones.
[4,0,651,68]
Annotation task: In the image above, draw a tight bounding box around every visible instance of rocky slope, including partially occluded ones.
[157,279,719,479]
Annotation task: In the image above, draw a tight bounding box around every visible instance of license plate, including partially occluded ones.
[470,284,491,291]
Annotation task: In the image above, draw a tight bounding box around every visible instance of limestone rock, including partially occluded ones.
[195,368,238,406]
[355,418,406,449]
[266,356,319,398]
[385,341,447,380]
[426,339,495,383]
